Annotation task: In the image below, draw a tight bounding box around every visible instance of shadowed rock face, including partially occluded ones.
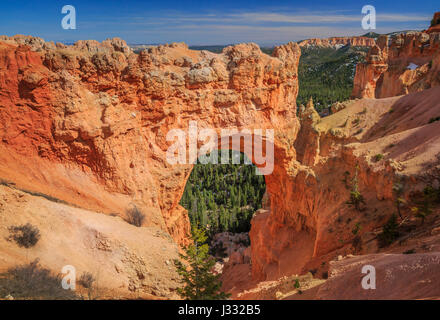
[352,30,440,99]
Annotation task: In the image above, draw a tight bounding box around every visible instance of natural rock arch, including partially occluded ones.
[0,36,345,282]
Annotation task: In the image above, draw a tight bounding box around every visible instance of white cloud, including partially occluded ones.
[132,11,430,25]
[132,24,401,45]
[53,9,432,45]
[376,14,431,22]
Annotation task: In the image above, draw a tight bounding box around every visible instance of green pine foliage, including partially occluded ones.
[378,214,399,247]
[174,227,230,300]
[297,46,369,113]
[346,167,365,212]
[411,186,439,224]
[180,150,266,235]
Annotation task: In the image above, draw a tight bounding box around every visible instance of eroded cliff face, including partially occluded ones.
[1,34,440,294]
[298,37,375,48]
[352,31,440,99]
[0,35,300,250]
[250,87,440,281]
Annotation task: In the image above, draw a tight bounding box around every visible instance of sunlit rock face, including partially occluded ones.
[1,32,440,290]
[352,29,440,99]
[0,36,300,248]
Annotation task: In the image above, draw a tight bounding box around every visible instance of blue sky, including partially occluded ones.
[0,0,438,45]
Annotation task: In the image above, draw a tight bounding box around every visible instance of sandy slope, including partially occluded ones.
[0,185,180,299]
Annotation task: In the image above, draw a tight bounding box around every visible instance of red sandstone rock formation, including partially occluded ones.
[0,36,300,250]
[298,36,375,48]
[352,23,440,99]
[426,12,440,34]
[1,32,440,299]
[250,86,440,281]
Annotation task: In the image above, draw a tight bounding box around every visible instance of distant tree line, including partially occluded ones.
[297,46,369,112]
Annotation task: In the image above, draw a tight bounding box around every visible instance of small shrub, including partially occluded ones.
[347,190,365,211]
[294,279,300,289]
[428,116,440,124]
[411,186,437,224]
[423,185,440,203]
[352,223,361,235]
[393,183,406,219]
[125,206,145,227]
[342,171,350,189]
[346,166,365,211]
[237,237,250,247]
[8,223,41,248]
[354,128,363,135]
[209,243,227,259]
[352,235,362,253]
[322,271,328,279]
[378,214,399,247]
[78,271,98,299]
[78,272,95,289]
[403,249,416,254]
[411,205,431,224]
[0,259,78,300]
[373,154,384,162]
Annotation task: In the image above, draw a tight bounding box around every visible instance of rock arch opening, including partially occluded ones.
[179,149,267,237]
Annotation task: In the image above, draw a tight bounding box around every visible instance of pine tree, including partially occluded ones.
[174,227,230,300]
[346,166,365,211]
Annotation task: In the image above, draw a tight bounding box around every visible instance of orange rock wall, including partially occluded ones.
[2,34,440,285]
[0,35,300,248]
[352,32,440,98]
